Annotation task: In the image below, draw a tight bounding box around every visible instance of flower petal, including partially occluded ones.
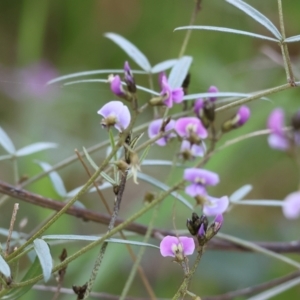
[203,196,229,216]
[184,168,219,185]
[268,133,289,151]
[185,184,207,197]
[159,236,178,257]
[283,191,300,219]
[267,108,285,135]
[178,237,195,255]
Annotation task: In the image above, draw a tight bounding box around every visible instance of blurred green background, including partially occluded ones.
[0,0,300,299]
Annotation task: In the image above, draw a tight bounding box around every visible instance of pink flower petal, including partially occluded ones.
[283,191,300,219]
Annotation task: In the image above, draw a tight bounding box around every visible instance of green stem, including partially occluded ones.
[12,156,19,185]
[277,0,295,85]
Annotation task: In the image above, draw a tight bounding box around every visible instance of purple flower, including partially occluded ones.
[207,85,219,102]
[235,106,251,126]
[213,214,224,232]
[175,117,207,140]
[124,61,136,93]
[97,101,130,132]
[108,75,126,97]
[203,196,229,216]
[160,75,184,108]
[282,191,300,219]
[180,140,205,158]
[160,236,195,259]
[198,224,206,237]
[158,72,167,89]
[184,168,219,197]
[267,108,289,151]
[148,119,176,146]
[193,98,204,118]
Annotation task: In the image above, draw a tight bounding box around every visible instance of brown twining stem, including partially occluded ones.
[74,150,156,300]
[5,203,19,256]
[1,179,300,254]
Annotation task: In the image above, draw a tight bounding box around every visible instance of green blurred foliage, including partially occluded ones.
[1,0,300,299]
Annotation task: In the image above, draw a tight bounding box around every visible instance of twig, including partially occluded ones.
[5,203,19,256]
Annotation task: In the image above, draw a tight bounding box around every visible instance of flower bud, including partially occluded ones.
[207,85,219,102]
[222,106,250,132]
[124,61,136,93]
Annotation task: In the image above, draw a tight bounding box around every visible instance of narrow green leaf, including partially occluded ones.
[137,173,193,210]
[16,142,57,156]
[230,184,253,202]
[47,69,147,85]
[82,147,98,171]
[100,171,116,186]
[141,159,183,167]
[247,276,300,300]
[183,91,253,101]
[226,0,282,40]
[35,161,67,197]
[0,155,12,161]
[168,56,193,89]
[0,254,11,278]
[231,199,283,207]
[175,26,279,42]
[105,33,152,72]
[285,34,300,43]
[2,257,41,300]
[0,127,15,154]
[151,59,178,73]
[33,239,53,282]
[139,146,150,165]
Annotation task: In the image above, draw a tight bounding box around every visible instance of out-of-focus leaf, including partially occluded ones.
[230,184,253,202]
[2,257,41,300]
[100,171,116,186]
[0,127,15,154]
[175,26,279,42]
[47,69,147,85]
[246,276,300,300]
[137,173,193,210]
[226,0,282,40]
[33,239,53,282]
[231,199,283,207]
[35,161,67,197]
[168,56,193,89]
[0,254,11,278]
[82,147,98,171]
[42,235,159,249]
[67,181,112,197]
[285,35,300,43]
[16,142,57,156]
[183,92,253,100]
[0,155,12,161]
[105,33,152,72]
[151,59,178,73]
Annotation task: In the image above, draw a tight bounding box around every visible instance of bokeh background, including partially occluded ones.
[0,0,300,299]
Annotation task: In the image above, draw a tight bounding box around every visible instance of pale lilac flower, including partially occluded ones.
[203,196,229,216]
[148,119,176,146]
[180,140,205,158]
[267,108,289,151]
[160,75,184,108]
[108,74,126,97]
[207,85,219,102]
[213,214,224,232]
[97,101,130,132]
[175,117,207,140]
[160,236,195,258]
[184,168,219,197]
[282,191,300,219]
[193,98,204,117]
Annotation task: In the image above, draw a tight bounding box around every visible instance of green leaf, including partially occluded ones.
[168,56,193,89]
[226,0,282,40]
[0,155,13,161]
[183,91,253,101]
[285,34,300,43]
[0,254,11,278]
[33,239,53,282]
[105,32,152,72]
[2,257,41,300]
[175,26,278,42]
[230,184,252,202]
[82,147,98,171]
[47,69,147,85]
[151,59,178,73]
[35,161,67,197]
[16,143,57,156]
[0,127,15,154]
[137,173,193,210]
[247,276,300,300]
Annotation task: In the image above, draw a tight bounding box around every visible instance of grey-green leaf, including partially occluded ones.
[0,127,15,154]
[16,142,57,156]
[35,161,67,197]
[285,34,300,43]
[246,276,300,300]
[83,147,98,171]
[151,59,178,73]
[175,26,278,42]
[230,184,252,202]
[168,56,193,89]
[226,0,282,40]
[0,254,11,278]
[105,32,152,72]
[33,239,53,282]
[183,92,253,101]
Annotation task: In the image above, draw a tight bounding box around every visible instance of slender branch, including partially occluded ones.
[5,203,19,256]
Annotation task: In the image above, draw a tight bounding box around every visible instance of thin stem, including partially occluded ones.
[5,203,19,256]
[277,0,296,85]
[12,157,19,185]
[178,0,202,58]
